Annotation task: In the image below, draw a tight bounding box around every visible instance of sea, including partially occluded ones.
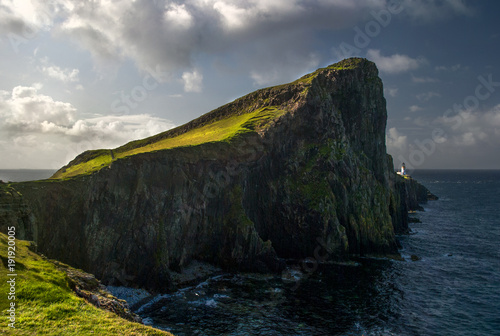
[0,169,57,182]
[4,169,500,335]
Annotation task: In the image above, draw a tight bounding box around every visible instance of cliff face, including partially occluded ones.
[7,58,432,291]
[0,184,36,239]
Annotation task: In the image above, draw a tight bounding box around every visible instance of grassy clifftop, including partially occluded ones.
[0,232,171,335]
[52,57,366,180]
[52,106,286,179]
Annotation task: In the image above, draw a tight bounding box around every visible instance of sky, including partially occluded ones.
[0,0,499,170]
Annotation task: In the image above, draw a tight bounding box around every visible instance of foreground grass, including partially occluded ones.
[0,233,172,335]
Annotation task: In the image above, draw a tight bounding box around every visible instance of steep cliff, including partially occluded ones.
[0,183,36,239]
[6,58,433,291]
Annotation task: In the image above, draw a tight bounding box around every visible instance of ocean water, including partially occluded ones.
[0,169,56,182]
[130,169,500,335]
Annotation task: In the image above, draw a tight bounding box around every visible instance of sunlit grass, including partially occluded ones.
[52,106,285,179]
[0,233,172,335]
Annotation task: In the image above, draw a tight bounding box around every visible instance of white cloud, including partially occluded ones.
[0,0,473,91]
[164,3,193,30]
[385,88,399,97]
[0,1,388,82]
[386,127,408,150]
[387,106,500,168]
[0,0,474,77]
[182,69,203,93]
[213,1,251,30]
[0,84,76,130]
[0,0,56,35]
[40,65,80,83]
[0,84,175,168]
[367,49,424,74]
[64,114,175,141]
[434,105,500,147]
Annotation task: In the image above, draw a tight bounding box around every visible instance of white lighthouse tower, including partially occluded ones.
[397,162,407,176]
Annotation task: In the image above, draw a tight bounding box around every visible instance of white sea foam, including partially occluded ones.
[106,285,151,307]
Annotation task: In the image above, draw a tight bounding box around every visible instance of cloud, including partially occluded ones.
[61,114,175,142]
[386,127,408,150]
[53,0,329,75]
[0,0,56,35]
[409,105,423,113]
[0,0,473,89]
[0,1,387,84]
[0,84,175,168]
[164,3,193,30]
[182,69,203,93]
[384,88,399,97]
[367,49,424,74]
[391,105,500,169]
[0,83,174,139]
[0,84,76,131]
[434,105,500,147]
[40,64,80,83]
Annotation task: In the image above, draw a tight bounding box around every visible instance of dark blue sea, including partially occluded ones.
[131,169,500,336]
[5,169,500,335]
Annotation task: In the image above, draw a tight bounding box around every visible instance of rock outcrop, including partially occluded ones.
[4,58,433,291]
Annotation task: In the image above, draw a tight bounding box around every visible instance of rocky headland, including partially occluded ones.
[1,58,436,294]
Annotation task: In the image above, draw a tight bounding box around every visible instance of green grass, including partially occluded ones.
[52,106,286,179]
[0,233,172,335]
[293,57,367,85]
[54,152,114,180]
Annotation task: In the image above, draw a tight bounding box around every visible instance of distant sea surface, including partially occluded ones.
[0,169,57,182]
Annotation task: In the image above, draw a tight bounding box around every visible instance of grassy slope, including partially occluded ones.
[0,233,172,335]
[53,106,286,179]
[52,58,365,180]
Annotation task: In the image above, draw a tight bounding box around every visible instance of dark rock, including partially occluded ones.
[410,254,421,261]
[51,259,142,323]
[408,217,421,223]
[427,191,439,201]
[0,184,36,238]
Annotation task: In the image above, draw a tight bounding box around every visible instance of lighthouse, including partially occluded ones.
[397,162,407,176]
